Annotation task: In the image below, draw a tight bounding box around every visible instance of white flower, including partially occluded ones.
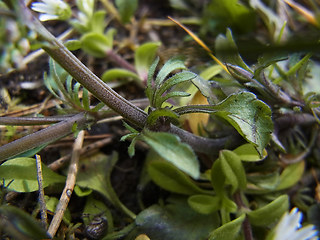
[31,0,71,21]
[272,208,318,240]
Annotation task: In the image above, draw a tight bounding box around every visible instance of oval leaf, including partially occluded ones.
[0,157,65,192]
[209,214,246,240]
[233,143,267,162]
[247,194,289,226]
[276,161,305,190]
[188,195,221,214]
[147,160,204,195]
[142,130,200,179]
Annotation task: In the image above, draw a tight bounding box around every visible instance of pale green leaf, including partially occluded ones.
[276,161,305,190]
[247,195,289,226]
[115,0,138,23]
[142,130,200,179]
[233,143,267,162]
[81,32,113,58]
[209,214,246,240]
[101,68,141,83]
[0,157,65,192]
[135,42,161,81]
[188,195,221,214]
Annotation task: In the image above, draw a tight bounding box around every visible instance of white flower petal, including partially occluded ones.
[39,13,59,21]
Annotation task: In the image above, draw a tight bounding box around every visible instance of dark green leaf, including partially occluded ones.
[247,195,289,226]
[208,214,246,240]
[148,160,204,195]
[212,92,273,155]
[0,205,50,239]
[146,108,179,126]
[142,130,200,179]
[188,195,221,214]
[0,157,65,192]
[155,57,186,87]
[134,197,220,240]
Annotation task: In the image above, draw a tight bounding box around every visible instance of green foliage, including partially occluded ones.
[115,0,138,24]
[212,92,273,156]
[141,130,200,179]
[208,214,245,240]
[146,57,196,109]
[133,197,220,240]
[0,157,65,192]
[0,205,50,239]
[147,160,204,195]
[45,58,105,112]
[203,0,255,34]
[102,41,161,85]
[211,150,246,196]
[188,195,221,214]
[247,195,289,226]
[80,29,116,58]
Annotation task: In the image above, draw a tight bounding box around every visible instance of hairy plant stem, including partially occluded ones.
[10,1,235,157]
[0,112,91,162]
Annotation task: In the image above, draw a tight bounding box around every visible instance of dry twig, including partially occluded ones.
[47,130,85,237]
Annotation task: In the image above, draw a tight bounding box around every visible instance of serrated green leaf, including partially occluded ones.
[276,161,305,190]
[188,195,221,214]
[101,68,141,83]
[146,57,160,101]
[209,214,245,240]
[0,205,50,239]
[247,195,289,226]
[81,32,113,58]
[154,71,197,107]
[148,160,204,195]
[0,157,65,192]
[146,108,179,126]
[115,0,138,23]
[155,57,186,87]
[212,92,273,155]
[135,42,161,81]
[158,91,191,106]
[141,130,200,179]
[233,143,267,161]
